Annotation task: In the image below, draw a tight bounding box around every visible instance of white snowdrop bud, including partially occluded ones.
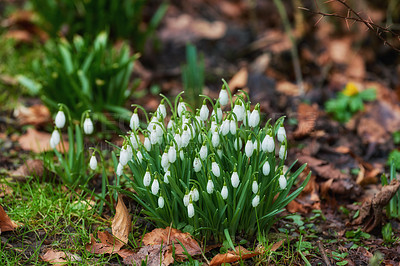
[157,101,167,119]
[233,100,245,121]
[199,145,208,161]
[177,102,186,117]
[212,130,220,148]
[183,193,190,207]
[253,140,259,152]
[174,132,182,150]
[262,161,270,176]
[151,179,159,195]
[130,133,139,149]
[191,188,199,202]
[150,127,158,145]
[181,127,190,147]
[143,170,151,187]
[277,126,286,143]
[144,136,151,151]
[89,154,97,170]
[168,145,177,163]
[245,110,251,126]
[83,117,94,134]
[234,137,242,151]
[221,185,228,200]
[252,180,258,194]
[199,101,209,121]
[252,195,260,207]
[219,89,229,106]
[161,152,169,169]
[55,110,66,129]
[167,118,175,130]
[50,129,60,148]
[262,135,274,153]
[212,161,220,177]
[249,106,260,127]
[217,148,223,158]
[120,147,130,166]
[164,170,170,184]
[210,119,218,134]
[207,179,214,194]
[245,139,254,158]
[279,145,287,160]
[279,174,287,190]
[130,110,139,131]
[193,157,201,172]
[231,171,239,188]
[221,119,230,136]
[230,119,237,135]
[136,150,143,163]
[126,144,133,159]
[180,149,184,160]
[116,163,123,177]
[158,196,164,208]
[216,106,223,122]
[188,202,194,218]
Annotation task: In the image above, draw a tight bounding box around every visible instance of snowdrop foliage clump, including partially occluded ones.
[118,83,310,241]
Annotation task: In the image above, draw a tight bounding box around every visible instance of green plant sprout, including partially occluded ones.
[381,161,400,218]
[113,80,310,242]
[325,82,376,123]
[387,150,400,171]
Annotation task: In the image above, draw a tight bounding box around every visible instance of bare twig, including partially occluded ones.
[317,241,332,266]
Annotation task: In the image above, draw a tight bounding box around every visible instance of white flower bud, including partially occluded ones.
[89,155,97,170]
[180,149,184,160]
[55,110,66,129]
[216,107,223,122]
[161,152,169,169]
[261,135,274,153]
[181,128,190,148]
[252,180,258,194]
[212,131,220,148]
[233,101,245,121]
[199,145,208,161]
[229,119,237,135]
[252,195,260,207]
[136,151,143,163]
[262,161,270,176]
[253,140,259,152]
[210,120,218,134]
[249,109,260,127]
[200,103,209,121]
[245,139,254,157]
[193,157,201,172]
[188,202,194,218]
[234,137,242,151]
[279,145,287,160]
[219,89,229,106]
[150,127,158,145]
[277,126,286,143]
[244,110,251,127]
[151,179,159,195]
[158,196,164,208]
[177,102,186,117]
[157,102,167,119]
[174,133,182,150]
[190,188,199,202]
[167,118,175,129]
[143,170,151,187]
[207,179,214,194]
[83,118,94,134]
[231,171,239,188]
[183,193,190,207]
[116,163,123,177]
[168,146,177,163]
[221,119,230,136]
[130,112,139,131]
[50,129,60,148]
[130,133,139,149]
[279,174,287,189]
[164,170,170,183]
[221,185,228,200]
[144,136,151,151]
[212,161,220,177]
[120,147,130,166]
[217,148,222,158]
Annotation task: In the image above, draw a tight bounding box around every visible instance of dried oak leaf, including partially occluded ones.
[353,179,400,233]
[209,246,260,266]
[9,159,44,181]
[18,128,69,153]
[0,204,18,233]
[293,103,319,139]
[14,104,51,126]
[85,231,124,254]
[297,154,348,180]
[40,249,81,264]
[112,194,131,245]
[123,244,173,266]
[142,227,202,258]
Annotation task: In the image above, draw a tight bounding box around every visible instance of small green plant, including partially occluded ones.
[325,82,376,123]
[382,222,397,244]
[381,161,400,218]
[387,150,400,171]
[18,32,138,125]
[115,80,310,241]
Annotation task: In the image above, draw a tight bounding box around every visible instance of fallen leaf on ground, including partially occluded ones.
[209,246,260,266]
[123,244,173,266]
[353,179,400,233]
[228,67,248,93]
[86,231,124,255]
[297,154,348,180]
[112,194,131,245]
[293,103,319,139]
[276,81,300,96]
[0,204,18,233]
[18,128,69,153]
[14,104,51,126]
[40,249,81,264]
[9,159,44,181]
[320,178,362,200]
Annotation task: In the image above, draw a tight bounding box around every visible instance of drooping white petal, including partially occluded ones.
[158,196,164,208]
[249,109,260,127]
[89,155,97,170]
[193,157,201,172]
[168,146,177,163]
[164,170,170,183]
[119,147,130,166]
[50,130,60,148]
[252,180,258,194]
[199,104,209,121]
[83,118,94,134]
[262,161,270,176]
[261,135,274,153]
[219,89,229,106]
[55,111,66,129]
[116,163,123,177]
[221,119,230,136]
[212,131,220,148]
[212,162,220,177]
[245,139,254,157]
[151,179,159,195]
[136,151,143,163]
[234,137,242,151]
[183,194,190,207]
[161,152,169,169]
[143,171,151,187]
[177,102,186,117]
[252,195,260,207]
[144,137,151,151]
[199,145,208,161]
[221,185,228,200]
[231,172,239,188]
[207,179,214,194]
[277,126,286,143]
[229,119,237,135]
[130,112,139,131]
[279,145,287,160]
[279,175,287,189]
[191,188,199,202]
[187,203,194,218]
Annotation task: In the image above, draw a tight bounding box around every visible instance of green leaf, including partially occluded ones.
[16,75,42,95]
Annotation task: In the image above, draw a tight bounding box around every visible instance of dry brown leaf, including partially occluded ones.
[270,239,284,252]
[297,154,348,180]
[0,204,18,233]
[85,231,124,255]
[0,183,13,197]
[293,103,319,139]
[9,159,44,180]
[142,227,202,257]
[123,244,173,266]
[112,194,131,245]
[116,248,136,259]
[40,249,81,264]
[14,104,51,126]
[276,81,300,96]
[209,246,260,266]
[18,128,69,153]
[228,67,248,93]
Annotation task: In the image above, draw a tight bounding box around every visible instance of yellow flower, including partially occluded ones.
[342,82,359,96]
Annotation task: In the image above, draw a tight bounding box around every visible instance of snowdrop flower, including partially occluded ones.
[216,103,223,122]
[279,144,287,160]
[199,100,209,121]
[262,161,270,176]
[174,131,182,150]
[150,126,158,145]
[130,133,139,149]
[233,99,245,121]
[136,150,143,163]
[89,154,97,170]
[188,202,194,218]
[217,147,223,158]
[221,119,230,136]
[55,110,66,128]
[231,168,239,188]
[279,174,287,190]
[151,179,159,195]
[190,188,200,202]
[177,101,186,117]
[193,157,201,172]
[211,161,220,177]
[130,109,139,131]
[183,193,190,207]
[252,194,260,207]
[157,100,167,119]
[83,117,94,134]
[253,140,259,152]
[249,104,260,127]
[245,138,254,157]
[168,145,177,163]
[219,89,229,106]
[212,130,220,148]
[50,129,60,148]
[163,170,170,183]
[261,134,274,153]
[158,196,164,208]
[116,163,123,177]
[221,185,228,200]
[167,118,175,130]
[120,146,130,166]
[207,178,214,194]
[180,149,184,160]
[234,137,242,151]
[277,126,286,143]
[210,118,218,134]
[229,118,237,135]
[199,144,208,161]
[161,150,169,169]
[143,168,151,187]
[144,135,151,151]
[181,126,190,147]
[252,180,258,194]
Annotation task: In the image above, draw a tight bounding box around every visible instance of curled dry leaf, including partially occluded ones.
[85,231,124,255]
[14,104,51,126]
[209,246,260,266]
[18,128,69,153]
[0,204,18,233]
[40,249,81,264]
[9,159,44,181]
[293,103,319,139]
[123,244,173,266]
[112,194,131,245]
